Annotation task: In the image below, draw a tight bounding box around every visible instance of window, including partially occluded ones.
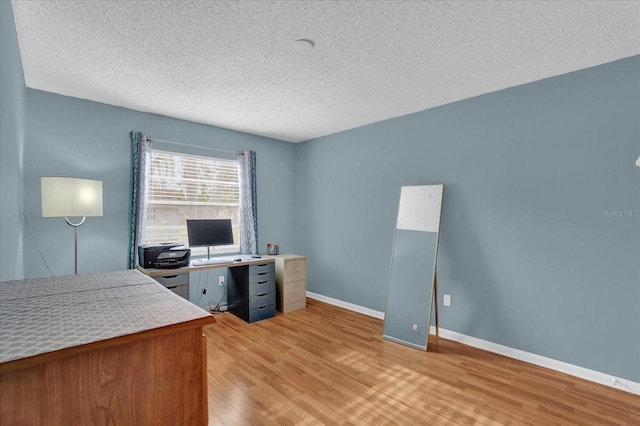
[142,149,240,255]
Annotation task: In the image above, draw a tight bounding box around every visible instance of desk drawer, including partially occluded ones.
[282,299,306,314]
[154,273,189,287]
[167,284,189,300]
[249,270,274,284]
[283,258,306,282]
[153,273,190,301]
[249,279,275,296]
[249,263,274,275]
[249,304,275,322]
[250,291,275,308]
[282,280,306,304]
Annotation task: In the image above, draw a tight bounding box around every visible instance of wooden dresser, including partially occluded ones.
[0,270,215,425]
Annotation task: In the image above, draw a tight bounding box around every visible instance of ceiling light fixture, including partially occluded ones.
[293,38,315,50]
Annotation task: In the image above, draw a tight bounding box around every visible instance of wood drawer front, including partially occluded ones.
[284,259,306,282]
[249,270,274,284]
[282,299,306,314]
[283,280,306,304]
[249,279,275,296]
[250,291,275,308]
[154,273,189,287]
[249,304,275,322]
[249,263,274,275]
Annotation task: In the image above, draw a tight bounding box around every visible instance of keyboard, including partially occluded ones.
[191,257,239,266]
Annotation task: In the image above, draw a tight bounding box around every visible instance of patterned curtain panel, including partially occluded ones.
[237,150,258,254]
[128,131,152,268]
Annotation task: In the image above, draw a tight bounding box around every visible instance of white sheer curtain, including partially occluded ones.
[237,150,258,254]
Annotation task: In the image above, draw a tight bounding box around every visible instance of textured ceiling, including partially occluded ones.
[11,0,640,143]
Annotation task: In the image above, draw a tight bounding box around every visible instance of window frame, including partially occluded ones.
[142,148,241,256]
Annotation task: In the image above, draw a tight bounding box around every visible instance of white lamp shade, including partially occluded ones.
[41,177,103,218]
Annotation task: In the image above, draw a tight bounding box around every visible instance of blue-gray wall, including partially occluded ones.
[0,0,25,281]
[296,56,640,382]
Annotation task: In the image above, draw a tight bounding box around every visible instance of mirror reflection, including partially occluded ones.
[383,184,444,351]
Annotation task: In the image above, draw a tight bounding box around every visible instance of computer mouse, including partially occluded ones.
[234,258,242,262]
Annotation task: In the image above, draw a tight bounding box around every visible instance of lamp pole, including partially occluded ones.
[65,217,86,275]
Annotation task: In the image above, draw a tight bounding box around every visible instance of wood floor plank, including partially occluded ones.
[204,299,640,425]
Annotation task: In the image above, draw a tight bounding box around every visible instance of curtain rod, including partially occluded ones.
[149,137,238,155]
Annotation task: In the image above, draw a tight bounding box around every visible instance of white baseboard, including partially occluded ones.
[306,291,640,396]
[306,291,385,319]
[428,326,640,396]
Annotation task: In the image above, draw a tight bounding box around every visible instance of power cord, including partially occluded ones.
[21,212,54,277]
[209,281,226,314]
[195,269,205,306]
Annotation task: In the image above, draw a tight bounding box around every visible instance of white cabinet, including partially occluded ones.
[271,254,306,313]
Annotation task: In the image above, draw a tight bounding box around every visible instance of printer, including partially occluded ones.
[138,243,191,269]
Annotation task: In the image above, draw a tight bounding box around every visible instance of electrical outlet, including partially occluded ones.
[444,294,451,307]
[218,276,225,286]
[412,324,418,332]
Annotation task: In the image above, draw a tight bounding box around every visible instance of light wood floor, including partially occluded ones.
[203,298,639,425]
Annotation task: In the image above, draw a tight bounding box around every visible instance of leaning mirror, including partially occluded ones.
[383,184,444,351]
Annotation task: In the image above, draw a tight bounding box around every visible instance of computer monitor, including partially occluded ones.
[186,219,234,259]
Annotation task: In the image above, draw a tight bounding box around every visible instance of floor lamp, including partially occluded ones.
[41,177,103,275]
